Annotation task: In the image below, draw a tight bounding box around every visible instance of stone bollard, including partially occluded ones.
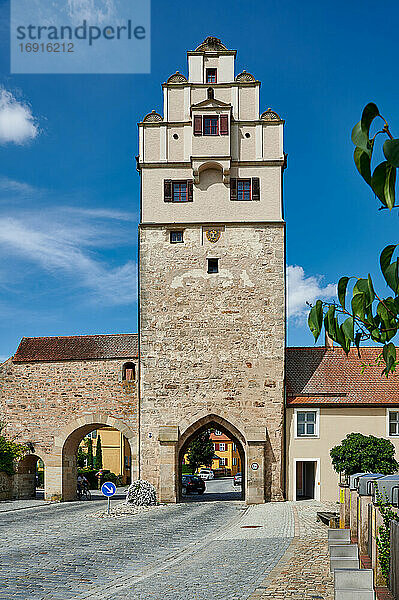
[350,489,358,541]
[358,494,372,555]
[339,484,350,528]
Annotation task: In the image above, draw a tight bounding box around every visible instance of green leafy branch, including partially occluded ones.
[308,103,399,375]
[374,483,399,584]
[352,103,399,210]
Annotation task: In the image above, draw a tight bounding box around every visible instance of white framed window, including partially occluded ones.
[294,408,319,438]
[233,457,237,466]
[232,443,236,451]
[219,443,226,451]
[387,410,399,436]
[214,430,222,436]
[220,457,227,466]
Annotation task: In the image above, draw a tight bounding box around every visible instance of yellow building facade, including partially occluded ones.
[79,426,131,484]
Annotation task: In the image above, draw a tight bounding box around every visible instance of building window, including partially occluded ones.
[203,116,219,136]
[193,115,228,136]
[214,430,222,436]
[237,179,251,201]
[170,231,183,244]
[122,362,135,381]
[164,179,193,202]
[295,409,319,437]
[214,443,219,451]
[206,68,217,83]
[230,177,260,201]
[232,443,237,451]
[233,457,237,466]
[173,181,187,202]
[207,258,219,274]
[220,457,227,466]
[389,411,399,436]
[219,443,226,451]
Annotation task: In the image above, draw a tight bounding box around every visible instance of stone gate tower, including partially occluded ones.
[138,37,286,503]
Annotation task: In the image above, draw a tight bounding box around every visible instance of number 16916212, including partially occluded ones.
[19,42,74,52]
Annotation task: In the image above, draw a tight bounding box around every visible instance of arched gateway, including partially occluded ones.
[0,38,286,505]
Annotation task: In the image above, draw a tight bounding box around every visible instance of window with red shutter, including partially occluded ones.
[203,116,219,135]
[220,115,229,135]
[230,178,237,201]
[214,443,219,451]
[206,68,217,83]
[187,179,193,202]
[193,115,202,136]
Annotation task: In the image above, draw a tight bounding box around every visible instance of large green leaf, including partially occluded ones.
[342,317,355,342]
[324,305,337,340]
[352,293,366,321]
[351,103,379,154]
[383,138,399,168]
[354,147,372,185]
[371,161,396,208]
[380,245,399,293]
[308,300,323,341]
[383,342,396,374]
[338,277,349,310]
[385,163,396,209]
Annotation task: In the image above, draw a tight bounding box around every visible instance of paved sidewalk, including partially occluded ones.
[247,500,337,600]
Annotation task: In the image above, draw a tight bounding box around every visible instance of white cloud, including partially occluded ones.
[0,89,39,145]
[0,176,36,194]
[62,206,136,221]
[287,265,336,320]
[67,0,116,25]
[0,214,136,306]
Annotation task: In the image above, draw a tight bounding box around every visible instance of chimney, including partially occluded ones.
[325,330,333,349]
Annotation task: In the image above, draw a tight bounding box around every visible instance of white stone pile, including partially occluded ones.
[125,479,157,506]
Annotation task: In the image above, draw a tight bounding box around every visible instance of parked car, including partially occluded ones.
[182,475,206,495]
[198,469,214,480]
[233,472,242,486]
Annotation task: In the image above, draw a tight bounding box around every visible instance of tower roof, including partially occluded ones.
[194,36,228,52]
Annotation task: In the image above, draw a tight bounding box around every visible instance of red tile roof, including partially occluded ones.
[286,347,399,406]
[13,334,138,363]
[210,432,232,442]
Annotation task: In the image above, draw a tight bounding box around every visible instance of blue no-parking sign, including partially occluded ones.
[101,482,117,497]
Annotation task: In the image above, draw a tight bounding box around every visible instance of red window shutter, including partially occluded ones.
[215,443,219,451]
[164,180,172,202]
[193,115,202,136]
[252,177,260,201]
[230,178,237,201]
[220,115,229,135]
[187,179,193,202]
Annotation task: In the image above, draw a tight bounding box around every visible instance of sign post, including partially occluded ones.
[101,481,117,514]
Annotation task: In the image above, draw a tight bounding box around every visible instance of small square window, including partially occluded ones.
[237,179,251,201]
[296,410,318,437]
[170,231,183,244]
[206,68,217,83]
[172,181,188,202]
[389,411,399,436]
[219,443,226,451]
[203,116,219,135]
[207,258,219,274]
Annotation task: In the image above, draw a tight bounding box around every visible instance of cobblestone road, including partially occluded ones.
[1,491,294,600]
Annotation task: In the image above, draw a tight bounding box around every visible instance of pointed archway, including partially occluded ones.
[177,414,246,502]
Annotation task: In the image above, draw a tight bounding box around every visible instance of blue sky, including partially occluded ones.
[0,0,398,359]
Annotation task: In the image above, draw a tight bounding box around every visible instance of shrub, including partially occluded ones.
[330,433,399,476]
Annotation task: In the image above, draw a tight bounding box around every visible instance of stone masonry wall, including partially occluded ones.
[139,222,285,501]
[0,357,138,459]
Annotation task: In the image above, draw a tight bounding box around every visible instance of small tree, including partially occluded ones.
[0,423,27,475]
[86,437,93,468]
[94,434,103,470]
[330,432,399,476]
[76,447,86,468]
[186,430,215,474]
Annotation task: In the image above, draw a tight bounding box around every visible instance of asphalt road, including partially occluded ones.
[1,486,294,600]
[183,476,243,502]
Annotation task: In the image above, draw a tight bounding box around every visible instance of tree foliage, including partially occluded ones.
[308,103,399,375]
[94,434,103,470]
[330,433,398,476]
[186,430,215,474]
[86,437,93,468]
[0,423,27,475]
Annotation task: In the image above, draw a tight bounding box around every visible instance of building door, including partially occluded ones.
[296,460,316,500]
